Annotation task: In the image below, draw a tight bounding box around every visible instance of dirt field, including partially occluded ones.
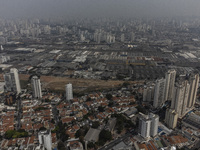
[18,74,142,94]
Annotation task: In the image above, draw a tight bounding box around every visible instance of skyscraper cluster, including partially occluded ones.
[138,113,159,139]
[94,29,115,44]
[143,70,199,129]
[165,73,199,128]
[143,69,176,108]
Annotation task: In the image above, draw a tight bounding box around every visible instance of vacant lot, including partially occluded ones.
[19,74,142,94]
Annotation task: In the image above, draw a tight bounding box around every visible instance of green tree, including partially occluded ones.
[99,129,112,145]
[92,121,100,129]
[136,105,148,114]
[88,142,95,149]
[106,94,113,100]
[5,130,28,139]
[86,97,92,101]
[108,101,114,107]
[5,130,16,139]
[57,141,65,150]
[98,106,105,112]
[39,127,47,131]
[75,126,89,138]
[123,82,130,87]
[75,129,82,138]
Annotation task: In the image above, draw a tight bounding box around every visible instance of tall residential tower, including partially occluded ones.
[31,76,42,99]
[164,69,176,101]
[153,78,166,108]
[38,130,52,150]
[138,113,159,139]
[187,73,199,108]
[66,83,73,101]
[4,68,21,94]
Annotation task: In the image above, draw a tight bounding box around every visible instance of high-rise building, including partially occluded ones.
[0,45,3,51]
[139,113,151,139]
[143,84,155,102]
[31,76,42,99]
[164,69,176,101]
[150,113,159,137]
[187,74,199,108]
[121,34,125,42]
[80,33,85,42]
[130,32,135,42]
[66,83,73,101]
[0,82,5,94]
[153,78,166,108]
[4,68,21,94]
[143,86,148,102]
[138,113,159,139]
[181,81,190,117]
[171,81,190,118]
[165,109,178,129]
[38,130,52,150]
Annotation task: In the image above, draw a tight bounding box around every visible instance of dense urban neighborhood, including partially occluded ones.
[0,17,200,150]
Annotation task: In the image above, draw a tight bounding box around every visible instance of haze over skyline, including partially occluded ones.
[0,0,200,19]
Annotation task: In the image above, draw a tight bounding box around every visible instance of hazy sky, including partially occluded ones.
[0,0,200,19]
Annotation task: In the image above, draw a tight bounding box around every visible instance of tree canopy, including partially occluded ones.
[99,129,112,145]
[5,130,28,139]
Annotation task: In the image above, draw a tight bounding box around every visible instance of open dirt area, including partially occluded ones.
[18,74,142,93]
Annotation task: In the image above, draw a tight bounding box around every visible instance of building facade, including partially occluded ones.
[165,109,178,129]
[4,68,21,94]
[38,130,52,150]
[139,113,159,139]
[153,78,166,108]
[164,69,176,101]
[66,83,73,101]
[187,73,199,108]
[31,76,42,99]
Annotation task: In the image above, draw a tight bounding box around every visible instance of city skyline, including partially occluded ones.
[0,1,200,149]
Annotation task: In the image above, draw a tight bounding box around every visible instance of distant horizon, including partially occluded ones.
[1,0,200,19]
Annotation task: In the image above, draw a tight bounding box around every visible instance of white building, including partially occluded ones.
[150,113,159,137]
[143,83,155,102]
[31,76,42,99]
[164,69,176,101]
[153,78,166,108]
[130,32,135,42]
[38,130,52,150]
[121,34,125,42]
[0,55,10,63]
[0,45,3,51]
[4,68,21,94]
[138,112,159,139]
[0,82,5,94]
[187,73,199,108]
[171,81,190,118]
[66,83,73,101]
[181,81,190,117]
[165,109,178,129]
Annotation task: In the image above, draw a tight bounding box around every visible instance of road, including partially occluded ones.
[99,132,132,150]
[16,96,22,130]
[193,139,200,149]
[52,104,59,124]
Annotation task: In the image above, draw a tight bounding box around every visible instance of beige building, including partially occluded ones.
[165,109,178,129]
